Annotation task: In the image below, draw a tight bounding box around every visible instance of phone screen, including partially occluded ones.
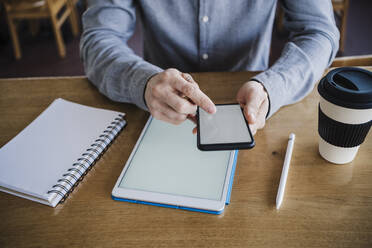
[197,104,255,151]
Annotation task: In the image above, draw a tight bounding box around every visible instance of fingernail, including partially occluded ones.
[208,106,216,114]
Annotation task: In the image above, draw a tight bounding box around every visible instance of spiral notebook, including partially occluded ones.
[0,98,126,207]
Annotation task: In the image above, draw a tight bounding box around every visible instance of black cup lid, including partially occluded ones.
[318,67,372,109]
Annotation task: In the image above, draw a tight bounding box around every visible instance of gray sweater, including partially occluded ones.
[80,0,339,117]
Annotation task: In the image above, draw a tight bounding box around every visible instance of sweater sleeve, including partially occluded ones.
[80,0,163,111]
[253,0,339,117]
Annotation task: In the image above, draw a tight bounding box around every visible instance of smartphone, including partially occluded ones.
[196,103,255,151]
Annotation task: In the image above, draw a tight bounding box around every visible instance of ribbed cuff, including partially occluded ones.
[129,64,163,111]
[252,69,285,119]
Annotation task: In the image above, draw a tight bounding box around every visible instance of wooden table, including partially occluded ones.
[0,70,371,247]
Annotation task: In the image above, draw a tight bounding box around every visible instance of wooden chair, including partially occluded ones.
[2,0,80,59]
[276,0,350,53]
[332,0,349,53]
[331,54,372,67]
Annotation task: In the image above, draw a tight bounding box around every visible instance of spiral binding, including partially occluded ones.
[47,114,126,203]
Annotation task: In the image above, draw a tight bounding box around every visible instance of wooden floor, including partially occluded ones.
[0,0,371,78]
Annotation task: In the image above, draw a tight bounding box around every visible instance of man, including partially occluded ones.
[80,0,339,135]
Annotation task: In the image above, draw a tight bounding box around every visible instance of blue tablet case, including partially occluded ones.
[112,150,238,214]
[112,117,239,214]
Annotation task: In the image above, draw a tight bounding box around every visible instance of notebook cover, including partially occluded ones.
[0,98,126,207]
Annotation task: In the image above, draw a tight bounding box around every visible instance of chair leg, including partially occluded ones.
[277,7,285,33]
[67,0,79,36]
[6,17,22,60]
[339,0,349,53]
[50,14,66,58]
[29,20,40,37]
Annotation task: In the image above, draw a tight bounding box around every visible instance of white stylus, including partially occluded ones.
[276,133,295,210]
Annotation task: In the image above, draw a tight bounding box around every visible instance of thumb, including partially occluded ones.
[244,103,259,125]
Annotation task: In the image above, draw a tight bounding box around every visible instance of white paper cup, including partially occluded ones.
[318,67,372,164]
[318,97,372,164]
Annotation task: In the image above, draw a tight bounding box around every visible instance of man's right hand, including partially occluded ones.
[144,68,216,125]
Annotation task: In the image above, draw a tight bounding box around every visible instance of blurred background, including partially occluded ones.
[0,0,371,78]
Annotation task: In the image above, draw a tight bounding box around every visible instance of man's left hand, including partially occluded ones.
[236,80,269,135]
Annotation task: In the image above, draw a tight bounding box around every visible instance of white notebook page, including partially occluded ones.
[0,98,124,206]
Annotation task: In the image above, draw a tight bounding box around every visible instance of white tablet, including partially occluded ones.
[112,117,238,214]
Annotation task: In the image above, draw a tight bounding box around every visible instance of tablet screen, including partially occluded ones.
[199,104,252,145]
[118,119,232,201]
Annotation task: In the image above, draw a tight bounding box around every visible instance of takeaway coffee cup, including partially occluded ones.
[317,67,372,164]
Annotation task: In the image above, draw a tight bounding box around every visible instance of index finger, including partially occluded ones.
[174,77,216,114]
[181,73,200,89]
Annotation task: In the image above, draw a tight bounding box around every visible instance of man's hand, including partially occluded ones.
[236,80,269,135]
[145,68,216,125]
